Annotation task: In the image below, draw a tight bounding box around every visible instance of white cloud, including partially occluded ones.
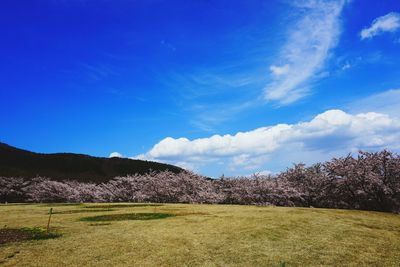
[269,64,290,76]
[240,170,274,178]
[360,12,400,40]
[109,152,124,158]
[264,0,346,104]
[138,109,400,175]
[256,170,273,176]
[341,62,351,70]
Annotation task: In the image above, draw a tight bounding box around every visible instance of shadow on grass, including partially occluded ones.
[80,213,174,222]
[88,223,112,226]
[41,203,84,207]
[0,203,32,206]
[0,227,61,245]
[84,204,164,209]
[49,209,114,214]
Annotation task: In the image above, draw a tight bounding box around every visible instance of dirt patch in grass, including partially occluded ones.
[0,229,31,245]
[80,213,174,222]
[88,223,112,226]
[84,204,163,209]
[0,227,61,245]
[49,209,114,214]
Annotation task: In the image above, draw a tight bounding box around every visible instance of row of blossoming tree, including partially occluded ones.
[1,150,399,212]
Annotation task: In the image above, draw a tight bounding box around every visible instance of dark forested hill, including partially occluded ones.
[0,142,184,183]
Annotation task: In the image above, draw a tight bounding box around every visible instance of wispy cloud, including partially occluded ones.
[360,12,400,40]
[264,0,346,104]
[155,0,347,132]
[160,67,266,132]
[348,89,400,117]
[136,108,400,175]
[80,63,120,81]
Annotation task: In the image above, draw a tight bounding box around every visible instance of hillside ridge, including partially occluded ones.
[0,142,184,183]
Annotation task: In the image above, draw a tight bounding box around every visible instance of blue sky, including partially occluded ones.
[1,0,400,177]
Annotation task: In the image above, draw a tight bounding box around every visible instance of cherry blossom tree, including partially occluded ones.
[1,150,399,212]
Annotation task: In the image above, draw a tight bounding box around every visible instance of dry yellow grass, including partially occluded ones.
[1,203,400,266]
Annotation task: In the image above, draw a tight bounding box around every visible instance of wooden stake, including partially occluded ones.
[47,208,53,232]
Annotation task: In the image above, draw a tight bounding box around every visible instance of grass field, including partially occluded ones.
[0,203,399,266]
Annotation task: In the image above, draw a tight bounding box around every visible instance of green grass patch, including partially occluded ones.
[41,203,84,207]
[0,203,31,206]
[49,209,114,214]
[22,227,62,240]
[84,203,163,209]
[80,212,174,222]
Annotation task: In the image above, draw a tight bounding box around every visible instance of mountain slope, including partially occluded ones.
[0,142,184,183]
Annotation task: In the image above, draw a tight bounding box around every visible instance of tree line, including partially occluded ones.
[1,150,399,213]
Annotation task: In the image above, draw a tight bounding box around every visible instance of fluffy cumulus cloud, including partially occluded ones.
[360,12,400,40]
[137,109,400,175]
[264,0,346,104]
